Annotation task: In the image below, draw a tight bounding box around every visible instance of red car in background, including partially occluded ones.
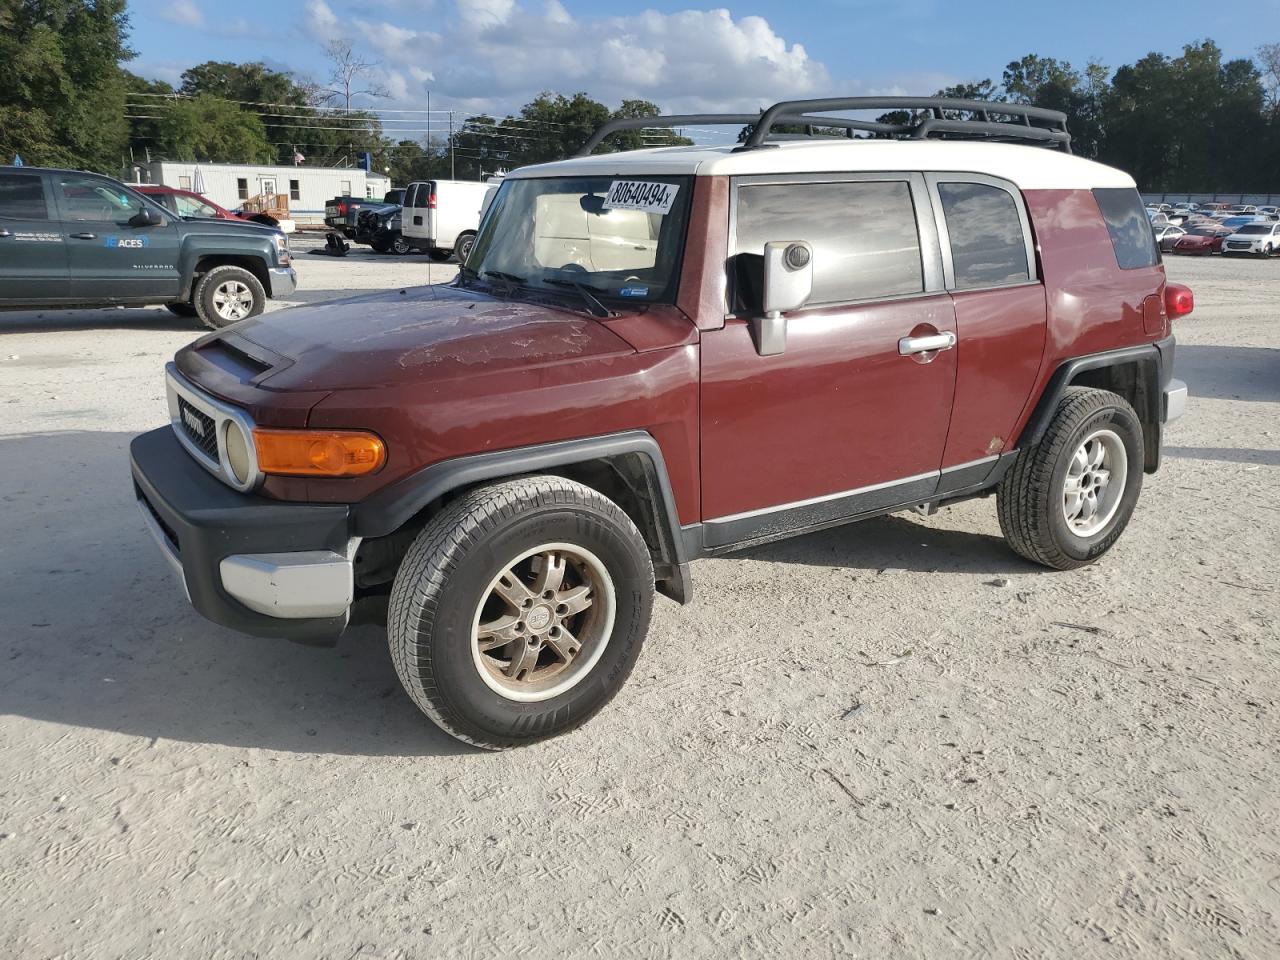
[1172,224,1230,255]
[135,185,282,229]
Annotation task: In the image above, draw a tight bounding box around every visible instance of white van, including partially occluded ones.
[402,180,493,262]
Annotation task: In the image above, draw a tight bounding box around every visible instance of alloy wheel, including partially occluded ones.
[212,281,254,322]
[1062,428,1129,537]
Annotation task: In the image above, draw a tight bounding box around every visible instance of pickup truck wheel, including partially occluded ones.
[455,231,476,263]
[997,387,1144,570]
[427,248,452,262]
[193,265,266,329]
[165,302,197,317]
[388,476,654,750]
[390,234,412,256]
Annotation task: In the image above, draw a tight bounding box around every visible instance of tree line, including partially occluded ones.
[1,2,1275,192]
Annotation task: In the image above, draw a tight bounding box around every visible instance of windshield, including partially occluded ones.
[464,175,692,304]
[1237,224,1270,235]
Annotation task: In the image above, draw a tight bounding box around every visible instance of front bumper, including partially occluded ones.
[268,266,297,298]
[131,427,355,643]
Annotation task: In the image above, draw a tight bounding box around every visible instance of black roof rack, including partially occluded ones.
[574,96,1071,158]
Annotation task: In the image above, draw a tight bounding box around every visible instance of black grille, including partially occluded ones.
[177,396,218,461]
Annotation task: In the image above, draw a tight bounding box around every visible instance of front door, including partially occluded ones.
[699,174,957,547]
[0,170,69,303]
[51,173,182,302]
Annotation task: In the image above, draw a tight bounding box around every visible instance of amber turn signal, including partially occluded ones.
[253,428,386,477]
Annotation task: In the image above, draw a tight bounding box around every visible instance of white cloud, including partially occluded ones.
[161,0,205,27]
[353,4,829,115]
[304,0,340,39]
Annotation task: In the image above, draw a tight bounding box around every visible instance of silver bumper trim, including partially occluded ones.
[1164,379,1188,424]
[268,266,297,298]
[137,498,190,601]
[219,551,354,619]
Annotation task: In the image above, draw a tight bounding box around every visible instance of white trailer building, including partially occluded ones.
[132,161,393,229]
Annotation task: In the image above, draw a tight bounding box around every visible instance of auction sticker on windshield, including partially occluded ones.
[603,181,679,214]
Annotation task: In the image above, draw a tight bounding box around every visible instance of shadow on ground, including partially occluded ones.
[1177,344,1280,403]
[0,430,473,758]
[0,306,196,335]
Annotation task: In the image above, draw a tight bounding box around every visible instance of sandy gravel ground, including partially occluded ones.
[1,246,1277,959]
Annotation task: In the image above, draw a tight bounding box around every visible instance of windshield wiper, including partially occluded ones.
[483,270,526,285]
[539,277,612,318]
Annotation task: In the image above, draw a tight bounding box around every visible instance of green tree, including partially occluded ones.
[154,95,275,163]
[0,0,133,172]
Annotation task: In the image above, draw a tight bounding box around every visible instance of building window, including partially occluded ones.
[237,178,249,200]
[340,180,352,196]
[289,179,300,201]
[178,175,192,191]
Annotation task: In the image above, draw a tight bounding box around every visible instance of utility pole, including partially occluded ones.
[426,90,431,167]
[450,109,455,180]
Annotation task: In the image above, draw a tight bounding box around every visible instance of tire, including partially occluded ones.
[165,302,197,317]
[427,248,452,262]
[997,387,1144,570]
[193,265,266,330]
[390,233,412,256]
[388,476,655,750]
[455,231,476,264]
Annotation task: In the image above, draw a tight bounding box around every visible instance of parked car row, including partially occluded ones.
[1150,204,1280,257]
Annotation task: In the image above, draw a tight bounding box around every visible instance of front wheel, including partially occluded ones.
[192,265,266,329]
[997,387,1144,570]
[388,477,655,749]
[390,233,412,256]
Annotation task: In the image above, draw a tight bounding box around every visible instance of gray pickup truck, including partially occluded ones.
[0,166,296,329]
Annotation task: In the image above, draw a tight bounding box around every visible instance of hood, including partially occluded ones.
[211,284,636,392]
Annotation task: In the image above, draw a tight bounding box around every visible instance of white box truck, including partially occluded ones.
[402,180,493,262]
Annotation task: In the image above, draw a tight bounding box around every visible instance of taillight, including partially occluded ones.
[337,202,347,215]
[1164,282,1194,319]
[428,192,437,209]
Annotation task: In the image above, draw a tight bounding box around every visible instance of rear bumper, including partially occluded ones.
[130,427,354,643]
[1164,379,1188,424]
[267,266,297,298]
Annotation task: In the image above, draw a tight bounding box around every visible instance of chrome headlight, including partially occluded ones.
[274,232,291,263]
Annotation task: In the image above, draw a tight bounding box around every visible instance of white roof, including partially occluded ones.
[509,139,1135,191]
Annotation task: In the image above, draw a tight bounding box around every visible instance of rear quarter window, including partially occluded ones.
[0,174,49,220]
[1093,188,1159,269]
[936,181,1031,288]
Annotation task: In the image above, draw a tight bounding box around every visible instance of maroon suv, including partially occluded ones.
[130,97,1192,749]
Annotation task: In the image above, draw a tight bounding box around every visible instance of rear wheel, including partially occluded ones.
[388,476,654,749]
[193,265,266,329]
[997,387,1144,570]
[455,231,476,264]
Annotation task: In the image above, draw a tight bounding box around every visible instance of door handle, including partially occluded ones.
[70,232,98,240]
[898,331,957,356]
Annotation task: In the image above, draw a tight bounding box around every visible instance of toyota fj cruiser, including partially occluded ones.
[0,167,295,328]
[130,98,1191,749]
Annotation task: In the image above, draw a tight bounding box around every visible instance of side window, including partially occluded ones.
[1093,187,1159,269]
[178,176,192,190]
[733,180,922,310]
[55,176,144,224]
[936,181,1031,288]
[404,184,418,208]
[289,179,300,201]
[173,194,218,218]
[0,173,49,220]
[340,179,352,196]
[237,178,249,200]
[414,184,432,208]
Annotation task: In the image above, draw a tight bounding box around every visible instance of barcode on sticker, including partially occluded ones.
[603,181,679,214]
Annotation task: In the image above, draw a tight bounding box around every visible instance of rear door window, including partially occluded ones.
[733,179,923,309]
[1093,187,1159,269]
[936,181,1031,288]
[0,173,49,220]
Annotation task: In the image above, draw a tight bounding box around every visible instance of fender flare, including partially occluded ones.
[350,430,693,603]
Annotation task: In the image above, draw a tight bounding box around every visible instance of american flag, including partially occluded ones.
[293,150,305,165]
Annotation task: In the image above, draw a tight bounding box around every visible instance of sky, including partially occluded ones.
[127,0,1279,123]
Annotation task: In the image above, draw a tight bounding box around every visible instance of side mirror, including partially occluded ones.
[130,206,162,228]
[751,240,813,357]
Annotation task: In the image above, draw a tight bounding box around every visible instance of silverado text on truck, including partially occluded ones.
[0,167,295,328]
[130,97,1191,749]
